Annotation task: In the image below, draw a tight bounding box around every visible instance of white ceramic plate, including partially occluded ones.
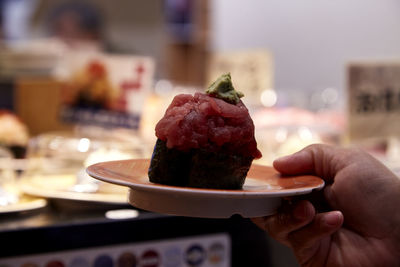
[19,174,128,205]
[0,196,47,214]
[87,159,324,218]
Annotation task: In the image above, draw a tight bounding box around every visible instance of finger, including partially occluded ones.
[323,184,338,210]
[293,187,333,213]
[273,144,346,182]
[288,211,343,261]
[251,200,315,246]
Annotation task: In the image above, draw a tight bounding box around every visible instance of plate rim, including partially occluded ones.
[87,159,325,198]
[19,176,128,204]
[0,197,47,214]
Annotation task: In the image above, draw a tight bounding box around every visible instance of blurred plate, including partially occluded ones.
[19,174,128,205]
[87,159,324,218]
[0,195,47,214]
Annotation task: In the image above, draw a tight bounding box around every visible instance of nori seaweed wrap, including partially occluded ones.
[148,74,262,189]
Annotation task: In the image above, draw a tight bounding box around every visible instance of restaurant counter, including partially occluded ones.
[0,201,271,266]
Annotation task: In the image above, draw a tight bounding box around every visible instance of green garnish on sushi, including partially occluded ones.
[206,73,244,104]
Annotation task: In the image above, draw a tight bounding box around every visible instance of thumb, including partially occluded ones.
[273,144,346,183]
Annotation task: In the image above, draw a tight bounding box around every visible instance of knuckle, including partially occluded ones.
[277,211,290,226]
[266,212,292,241]
[263,216,280,239]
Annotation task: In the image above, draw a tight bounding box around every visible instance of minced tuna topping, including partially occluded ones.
[155,93,262,159]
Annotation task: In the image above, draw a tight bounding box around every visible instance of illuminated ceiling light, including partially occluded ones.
[260,89,277,107]
[77,138,91,153]
[298,126,313,141]
[154,79,173,95]
[275,127,288,143]
[321,87,338,104]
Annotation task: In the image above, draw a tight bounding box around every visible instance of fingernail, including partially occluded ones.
[324,212,342,226]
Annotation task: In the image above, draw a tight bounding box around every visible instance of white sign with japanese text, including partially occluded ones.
[348,62,400,140]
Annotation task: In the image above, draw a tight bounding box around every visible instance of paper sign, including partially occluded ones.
[59,52,155,129]
[207,49,273,107]
[348,62,400,140]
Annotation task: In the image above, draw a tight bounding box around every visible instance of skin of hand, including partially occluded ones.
[252,144,400,267]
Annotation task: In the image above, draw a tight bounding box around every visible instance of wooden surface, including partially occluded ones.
[15,78,73,135]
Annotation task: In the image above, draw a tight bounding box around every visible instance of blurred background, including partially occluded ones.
[1,0,400,266]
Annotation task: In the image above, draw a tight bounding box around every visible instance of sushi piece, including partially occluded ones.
[148,73,262,189]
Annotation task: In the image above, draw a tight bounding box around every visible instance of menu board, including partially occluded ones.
[59,52,155,129]
[348,62,400,140]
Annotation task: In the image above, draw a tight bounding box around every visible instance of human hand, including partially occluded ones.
[252,144,400,266]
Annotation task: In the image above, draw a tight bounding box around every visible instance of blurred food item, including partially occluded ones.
[62,60,118,110]
[253,107,345,133]
[84,147,135,168]
[0,147,18,206]
[256,125,324,165]
[27,131,95,173]
[76,126,153,158]
[19,129,150,207]
[253,107,343,165]
[0,110,29,158]
[25,129,147,196]
[80,146,139,194]
[26,130,146,173]
[0,110,29,146]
